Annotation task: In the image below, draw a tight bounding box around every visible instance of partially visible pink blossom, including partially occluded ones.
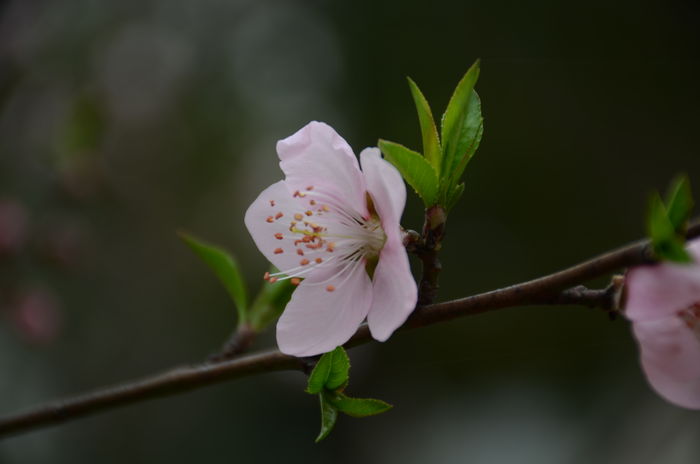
[245,122,417,356]
[8,288,62,345]
[625,239,700,409]
[0,199,28,256]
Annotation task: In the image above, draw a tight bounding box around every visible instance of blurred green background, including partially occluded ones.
[1,0,699,462]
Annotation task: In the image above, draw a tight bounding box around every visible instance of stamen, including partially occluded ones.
[269,277,278,284]
[274,248,284,254]
[263,271,270,281]
[305,210,313,216]
[274,233,284,240]
[326,285,335,292]
[300,258,310,265]
[275,212,283,220]
[315,258,323,264]
[291,278,301,286]
[266,216,274,223]
[297,249,304,256]
[294,213,303,221]
[269,200,276,207]
[306,186,314,191]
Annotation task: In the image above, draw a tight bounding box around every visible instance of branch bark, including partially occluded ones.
[0,221,698,439]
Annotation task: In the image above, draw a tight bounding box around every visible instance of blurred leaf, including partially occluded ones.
[407,77,442,173]
[379,140,439,206]
[666,174,693,231]
[326,392,393,418]
[647,193,691,263]
[180,233,248,324]
[306,346,350,394]
[444,182,465,212]
[248,268,295,331]
[315,393,339,443]
[440,60,481,181]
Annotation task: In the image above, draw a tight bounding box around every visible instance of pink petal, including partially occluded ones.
[633,317,700,409]
[277,122,367,217]
[625,262,700,321]
[359,148,406,230]
[360,147,417,341]
[244,181,310,272]
[276,262,373,356]
[367,238,418,341]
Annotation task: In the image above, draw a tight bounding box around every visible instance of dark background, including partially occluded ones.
[1,0,699,462]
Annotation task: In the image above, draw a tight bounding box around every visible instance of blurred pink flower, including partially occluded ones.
[245,122,417,356]
[0,199,28,255]
[625,239,700,409]
[9,288,62,345]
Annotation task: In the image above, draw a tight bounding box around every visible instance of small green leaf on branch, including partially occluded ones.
[647,192,691,263]
[315,393,338,443]
[306,346,350,394]
[665,174,694,232]
[179,232,249,324]
[379,140,439,206]
[407,77,442,173]
[326,392,393,418]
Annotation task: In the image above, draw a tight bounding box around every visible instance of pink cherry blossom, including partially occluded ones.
[245,121,418,356]
[625,239,700,409]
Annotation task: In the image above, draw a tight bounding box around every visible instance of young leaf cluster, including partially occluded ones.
[379,60,483,211]
[647,175,694,263]
[306,347,392,442]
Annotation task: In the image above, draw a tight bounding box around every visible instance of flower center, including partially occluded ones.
[262,185,386,291]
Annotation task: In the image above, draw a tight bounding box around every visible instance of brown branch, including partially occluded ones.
[0,221,698,439]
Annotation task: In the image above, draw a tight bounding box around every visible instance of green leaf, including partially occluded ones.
[179,232,248,324]
[407,77,442,173]
[379,140,439,206]
[306,346,350,394]
[248,267,295,331]
[315,393,338,443]
[326,392,393,418]
[440,60,481,181]
[666,175,694,232]
[443,91,483,186]
[647,193,691,263]
[325,346,350,390]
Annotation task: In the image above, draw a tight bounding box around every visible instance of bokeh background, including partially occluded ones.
[1,0,699,462]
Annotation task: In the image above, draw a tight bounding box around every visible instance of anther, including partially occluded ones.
[291,278,301,286]
[269,200,276,207]
[315,258,323,264]
[305,210,313,216]
[310,200,316,206]
[275,212,283,219]
[274,248,284,254]
[297,249,304,256]
[326,285,335,292]
[294,213,303,221]
[266,216,274,223]
[300,258,310,265]
[306,186,314,191]
[263,271,270,281]
[269,277,278,284]
[321,205,330,212]
[274,233,284,240]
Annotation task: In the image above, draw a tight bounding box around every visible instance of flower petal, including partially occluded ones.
[276,262,373,357]
[633,317,700,409]
[244,181,311,272]
[277,122,367,217]
[366,239,417,341]
[360,147,406,230]
[625,262,700,321]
